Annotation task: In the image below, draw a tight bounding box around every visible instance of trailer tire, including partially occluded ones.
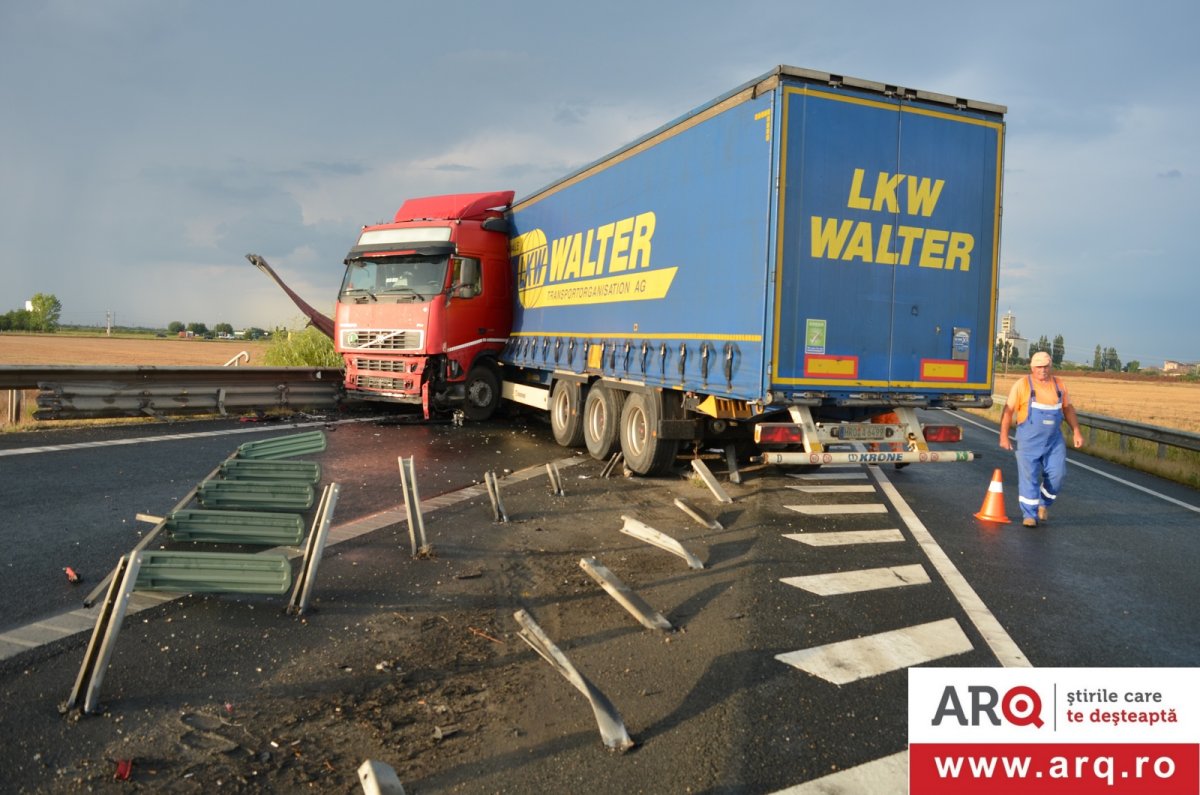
[620,390,680,476]
[462,362,500,422]
[583,384,625,460]
[550,380,585,447]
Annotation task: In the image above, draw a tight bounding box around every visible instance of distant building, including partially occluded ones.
[1163,360,1199,375]
[996,310,1030,359]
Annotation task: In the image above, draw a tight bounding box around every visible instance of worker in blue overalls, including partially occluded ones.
[997,351,1085,527]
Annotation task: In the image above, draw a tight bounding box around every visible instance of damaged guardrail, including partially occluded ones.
[0,365,342,420]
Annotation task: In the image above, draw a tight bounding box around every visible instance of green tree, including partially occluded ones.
[1093,345,1103,369]
[1052,335,1065,366]
[186,322,209,336]
[29,293,62,332]
[213,322,234,336]
[3,309,33,331]
[167,321,185,334]
[1104,347,1121,372]
[1124,360,1140,373]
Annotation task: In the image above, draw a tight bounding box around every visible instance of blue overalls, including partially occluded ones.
[1015,376,1066,522]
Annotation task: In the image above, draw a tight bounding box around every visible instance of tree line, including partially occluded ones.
[0,293,62,332]
[995,334,1139,373]
[0,294,270,340]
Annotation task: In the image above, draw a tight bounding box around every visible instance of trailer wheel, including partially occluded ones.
[550,380,585,447]
[462,362,500,422]
[583,384,625,460]
[619,390,680,476]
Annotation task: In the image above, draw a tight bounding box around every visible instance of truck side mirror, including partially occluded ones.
[451,258,480,298]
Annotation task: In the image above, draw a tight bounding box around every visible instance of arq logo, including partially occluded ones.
[931,684,1044,728]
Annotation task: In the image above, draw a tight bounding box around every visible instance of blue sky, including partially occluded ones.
[2,0,1196,365]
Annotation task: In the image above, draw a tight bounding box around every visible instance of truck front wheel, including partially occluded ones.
[462,362,500,422]
[619,390,680,476]
[583,384,625,460]
[550,380,585,447]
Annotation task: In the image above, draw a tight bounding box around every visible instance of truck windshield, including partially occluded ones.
[340,254,448,303]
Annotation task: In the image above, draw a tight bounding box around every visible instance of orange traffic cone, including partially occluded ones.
[974,468,1011,523]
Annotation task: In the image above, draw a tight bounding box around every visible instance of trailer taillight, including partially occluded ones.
[922,424,962,443]
[754,423,806,444]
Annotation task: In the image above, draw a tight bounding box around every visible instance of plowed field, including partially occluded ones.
[0,333,271,367]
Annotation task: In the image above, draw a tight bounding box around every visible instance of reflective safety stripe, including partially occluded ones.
[1041,485,1058,500]
[1030,400,1062,410]
[1019,495,1041,506]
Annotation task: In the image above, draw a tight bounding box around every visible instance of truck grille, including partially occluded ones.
[341,329,424,350]
[353,358,415,373]
[352,375,415,391]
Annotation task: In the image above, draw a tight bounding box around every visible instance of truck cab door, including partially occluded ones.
[442,256,511,367]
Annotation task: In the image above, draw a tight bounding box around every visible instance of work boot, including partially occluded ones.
[1022,518,1037,527]
[1038,506,1049,523]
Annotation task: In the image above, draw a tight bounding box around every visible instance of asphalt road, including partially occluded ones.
[0,409,1196,792]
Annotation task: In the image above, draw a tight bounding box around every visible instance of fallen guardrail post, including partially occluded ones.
[289,482,340,616]
[673,497,723,531]
[546,463,565,496]
[579,557,672,631]
[620,515,704,570]
[690,458,733,504]
[513,609,635,752]
[398,457,430,556]
[358,759,406,795]
[485,470,509,524]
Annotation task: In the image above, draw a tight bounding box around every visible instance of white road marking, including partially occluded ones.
[788,485,876,494]
[868,465,1030,668]
[784,529,905,546]
[782,564,930,595]
[775,618,973,685]
[785,503,887,515]
[788,472,868,481]
[770,751,907,795]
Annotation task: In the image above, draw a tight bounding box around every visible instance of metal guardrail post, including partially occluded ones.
[600,452,624,478]
[579,557,672,631]
[398,457,430,556]
[289,483,340,615]
[65,551,144,715]
[690,458,733,504]
[620,515,704,570]
[514,609,635,752]
[546,463,565,496]
[485,470,509,524]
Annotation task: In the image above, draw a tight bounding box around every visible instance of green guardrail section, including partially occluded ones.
[134,551,293,595]
[166,509,306,546]
[197,479,314,511]
[237,430,327,460]
[220,459,322,484]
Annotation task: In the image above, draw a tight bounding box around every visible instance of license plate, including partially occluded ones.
[835,424,891,440]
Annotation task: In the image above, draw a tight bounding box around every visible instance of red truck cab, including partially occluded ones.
[336,191,514,418]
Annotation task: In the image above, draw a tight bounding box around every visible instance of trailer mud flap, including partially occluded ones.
[658,418,701,440]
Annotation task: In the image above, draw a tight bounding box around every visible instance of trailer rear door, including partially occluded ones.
[771,79,1004,401]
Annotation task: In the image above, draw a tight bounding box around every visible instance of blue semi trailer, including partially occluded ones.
[255,66,1005,476]
[500,65,1006,474]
